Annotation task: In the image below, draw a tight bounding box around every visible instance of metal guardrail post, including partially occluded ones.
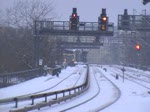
[55,93,58,100]
[63,92,65,97]
[31,96,34,105]
[14,98,18,108]
[78,87,80,92]
[44,94,47,102]
[74,89,76,93]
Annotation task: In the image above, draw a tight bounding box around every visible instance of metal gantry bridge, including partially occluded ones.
[35,20,114,36]
[118,14,150,31]
[118,9,150,31]
[34,8,114,67]
[118,9,150,67]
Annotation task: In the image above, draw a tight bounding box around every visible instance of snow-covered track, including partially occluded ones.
[107,67,150,90]
[59,66,121,112]
[7,66,89,112]
[96,67,121,112]
[58,66,101,112]
[0,67,84,105]
[112,66,150,83]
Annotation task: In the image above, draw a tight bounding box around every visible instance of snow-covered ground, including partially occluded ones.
[0,65,86,100]
[100,65,150,112]
[0,65,150,112]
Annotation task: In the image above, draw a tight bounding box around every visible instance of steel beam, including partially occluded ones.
[57,42,103,49]
[39,29,113,36]
[118,15,150,31]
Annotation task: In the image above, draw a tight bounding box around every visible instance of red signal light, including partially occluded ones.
[135,44,140,50]
[72,14,76,18]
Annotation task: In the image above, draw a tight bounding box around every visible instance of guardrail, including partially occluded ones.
[0,69,41,88]
[1,65,89,112]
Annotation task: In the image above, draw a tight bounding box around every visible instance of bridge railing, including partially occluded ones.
[35,20,114,32]
[118,15,150,31]
[0,68,41,88]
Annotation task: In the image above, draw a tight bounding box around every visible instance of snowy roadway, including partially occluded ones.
[0,65,150,112]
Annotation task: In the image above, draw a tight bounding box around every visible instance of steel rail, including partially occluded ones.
[60,66,121,112]
[9,65,89,112]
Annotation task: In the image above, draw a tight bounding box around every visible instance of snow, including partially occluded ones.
[0,65,150,112]
[30,66,120,112]
[0,66,75,99]
[100,65,150,112]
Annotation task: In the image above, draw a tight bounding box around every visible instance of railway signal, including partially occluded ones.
[98,8,108,31]
[121,9,130,27]
[135,44,140,51]
[69,8,79,30]
[118,9,150,31]
[143,0,150,5]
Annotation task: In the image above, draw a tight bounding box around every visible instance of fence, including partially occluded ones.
[0,68,41,88]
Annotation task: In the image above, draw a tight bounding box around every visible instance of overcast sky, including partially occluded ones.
[0,0,150,25]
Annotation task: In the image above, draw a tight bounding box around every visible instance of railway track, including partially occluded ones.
[106,66,150,90]
[0,66,87,112]
[58,66,121,112]
[96,67,121,112]
[113,66,150,82]
[35,67,87,94]
[1,65,121,112]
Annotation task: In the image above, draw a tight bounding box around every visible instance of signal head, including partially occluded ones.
[101,25,106,30]
[72,13,77,18]
[143,0,149,5]
[135,44,140,50]
[101,16,107,22]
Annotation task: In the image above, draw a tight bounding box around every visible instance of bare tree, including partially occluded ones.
[3,0,55,28]
[0,0,56,73]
